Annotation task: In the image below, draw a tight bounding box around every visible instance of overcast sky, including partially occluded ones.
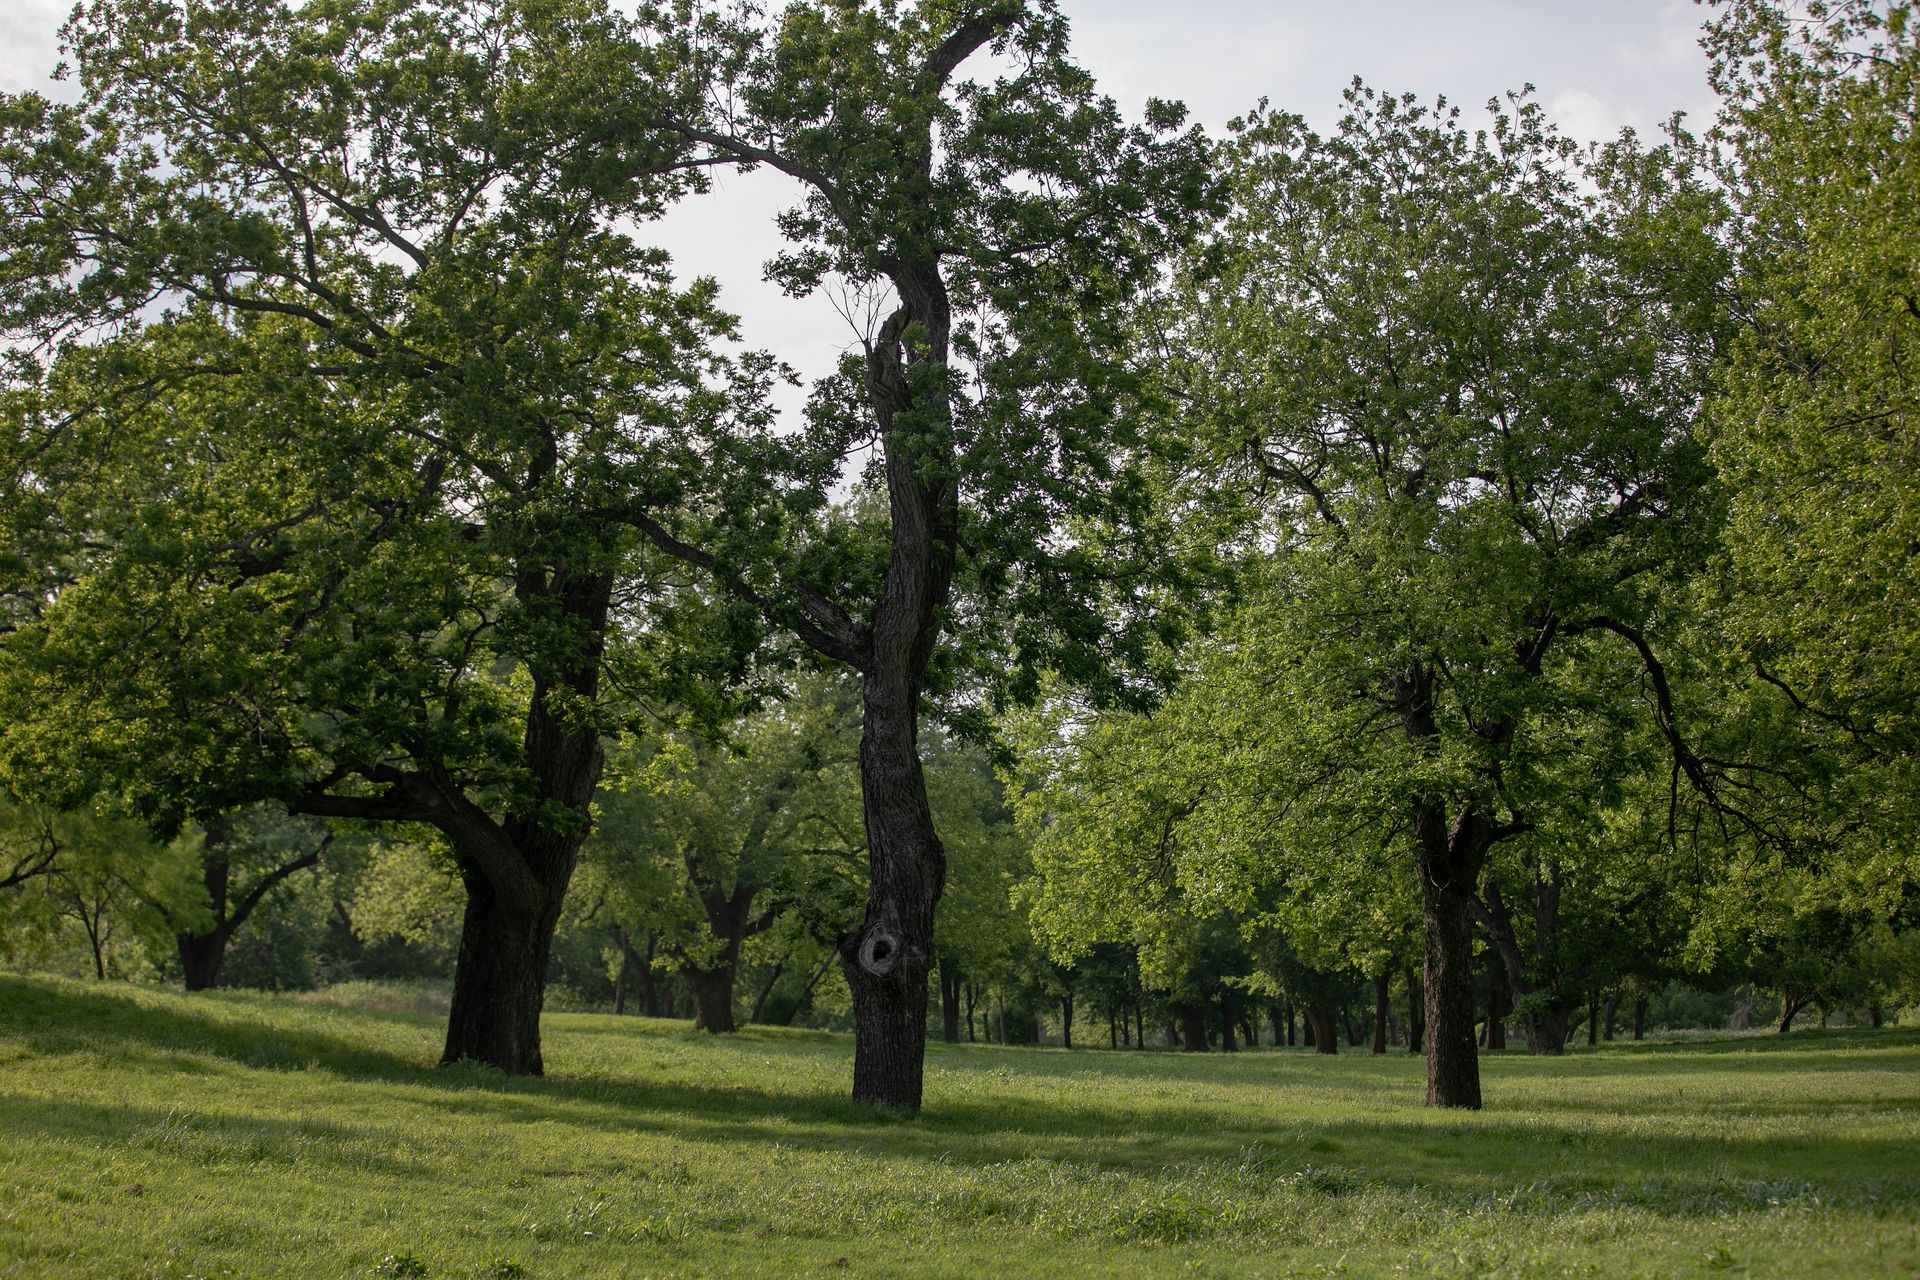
[0,0,1721,399]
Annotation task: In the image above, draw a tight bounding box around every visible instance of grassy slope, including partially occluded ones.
[0,976,1916,1280]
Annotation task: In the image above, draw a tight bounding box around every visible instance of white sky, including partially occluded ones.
[0,0,1720,405]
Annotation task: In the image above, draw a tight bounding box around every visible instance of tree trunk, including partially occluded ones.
[170,814,324,994]
[689,965,737,1033]
[1632,991,1648,1041]
[965,983,977,1042]
[442,881,557,1074]
[939,958,962,1043]
[1060,991,1074,1048]
[421,573,611,1074]
[178,930,230,992]
[1869,999,1884,1029]
[839,649,946,1109]
[1525,1008,1571,1056]
[1179,1004,1209,1052]
[1586,996,1599,1046]
[1303,1003,1337,1056]
[1372,972,1390,1055]
[613,927,632,1015]
[1134,1004,1145,1050]
[1418,814,1485,1107]
[1778,996,1805,1033]
[1601,992,1619,1042]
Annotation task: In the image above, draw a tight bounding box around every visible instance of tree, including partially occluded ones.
[1075,87,1727,1105]
[156,805,334,991]
[589,673,865,1032]
[0,802,201,979]
[0,0,768,1072]
[604,0,1215,1106]
[1705,0,1920,785]
[1691,0,1920,942]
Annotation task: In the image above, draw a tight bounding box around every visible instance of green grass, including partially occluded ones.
[2,975,1917,1279]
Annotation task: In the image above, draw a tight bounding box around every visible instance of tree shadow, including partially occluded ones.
[4,974,1917,1224]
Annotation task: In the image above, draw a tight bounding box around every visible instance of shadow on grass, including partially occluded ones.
[4,974,1918,1222]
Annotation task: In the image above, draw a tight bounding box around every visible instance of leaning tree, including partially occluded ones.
[0,0,772,1072]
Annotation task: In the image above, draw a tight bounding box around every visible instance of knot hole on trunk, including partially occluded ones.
[858,928,901,978]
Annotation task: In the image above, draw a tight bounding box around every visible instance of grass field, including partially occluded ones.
[1,975,1916,1279]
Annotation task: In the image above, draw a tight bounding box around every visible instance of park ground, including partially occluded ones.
[0,975,1916,1280]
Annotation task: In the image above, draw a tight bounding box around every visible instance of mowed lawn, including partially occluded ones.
[1,976,1916,1280]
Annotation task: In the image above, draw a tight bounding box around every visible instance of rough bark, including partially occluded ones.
[1415,797,1500,1105]
[839,653,946,1106]
[442,876,558,1072]
[833,274,960,1107]
[1303,1003,1338,1056]
[1397,663,1516,1107]
[1420,865,1478,1102]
